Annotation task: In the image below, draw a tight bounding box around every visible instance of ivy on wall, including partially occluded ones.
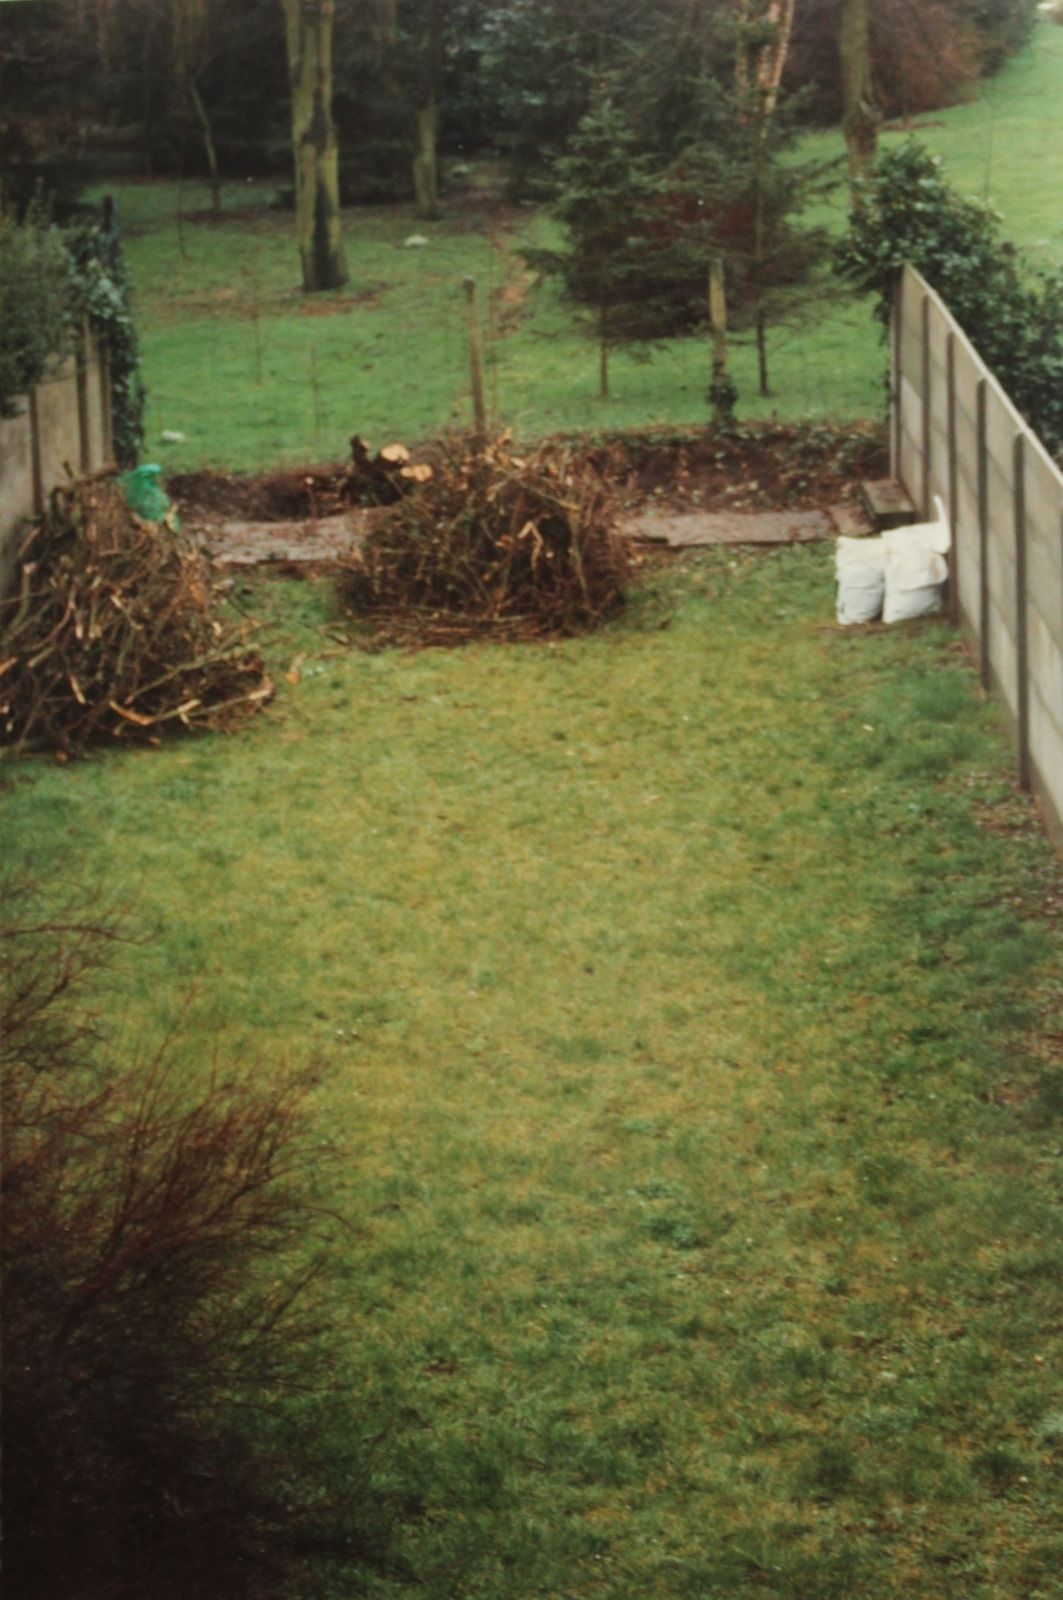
[0,198,145,466]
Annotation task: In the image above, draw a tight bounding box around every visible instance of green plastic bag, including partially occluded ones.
[120,464,177,526]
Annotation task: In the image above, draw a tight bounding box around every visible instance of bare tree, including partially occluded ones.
[839,0,880,185]
[280,0,348,291]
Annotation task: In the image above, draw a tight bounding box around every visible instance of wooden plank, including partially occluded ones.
[860,478,916,529]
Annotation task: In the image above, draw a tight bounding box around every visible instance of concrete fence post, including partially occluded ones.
[1013,432,1030,791]
[921,292,931,518]
[977,378,990,692]
[946,330,958,622]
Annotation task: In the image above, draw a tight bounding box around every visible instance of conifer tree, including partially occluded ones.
[530,84,664,399]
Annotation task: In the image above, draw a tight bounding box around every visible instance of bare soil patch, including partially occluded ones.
[169,422,887,528]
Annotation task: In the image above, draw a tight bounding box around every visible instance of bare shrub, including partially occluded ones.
[0,880,386,1600]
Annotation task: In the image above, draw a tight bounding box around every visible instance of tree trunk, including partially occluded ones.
[839,0,880,187]
[281,0,348,292]
[188,78,222,216]
[708,257,737,426]
[756,309,770,397]
[412,96,440,219]
[751,99,769,395]
[412,0,443,220]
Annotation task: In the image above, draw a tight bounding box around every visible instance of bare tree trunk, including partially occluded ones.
[412,97,440,219]
[188,79,222,216]
[708,257,737,426]
[751,97,770,396]
[839,0,880,187]
[281,0,348,292]
[412,0,443,219]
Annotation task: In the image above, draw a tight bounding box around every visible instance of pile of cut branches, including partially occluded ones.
[336,434,629,646]
[1,477,272,756]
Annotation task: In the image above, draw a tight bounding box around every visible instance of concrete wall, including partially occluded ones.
[892,264,1063,850]
[1,330,112,596]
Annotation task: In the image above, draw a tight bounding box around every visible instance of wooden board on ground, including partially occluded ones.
[193,508,381,565]
[624,509,832,547]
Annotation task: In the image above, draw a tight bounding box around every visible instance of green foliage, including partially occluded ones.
[0,209,74,417]
[836,141,1063,459]
[0,203,145,463]
[67,208,146,467]
[529,84,665,368]
[965,0,1039,69]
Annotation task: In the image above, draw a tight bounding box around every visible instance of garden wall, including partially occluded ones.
[892,263,1063,848]
[0,329,112,597]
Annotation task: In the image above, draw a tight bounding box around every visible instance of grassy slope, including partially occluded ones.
[4,554,1061,1598]
[119,23,1063,473]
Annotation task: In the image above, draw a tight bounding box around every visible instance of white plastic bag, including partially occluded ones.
[835,536,885,625]
[882,495,951,624]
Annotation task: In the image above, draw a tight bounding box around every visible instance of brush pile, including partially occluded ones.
[0,476,272,755]
[336,434,629,645]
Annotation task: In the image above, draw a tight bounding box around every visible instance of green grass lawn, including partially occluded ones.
[4,551,1061,1597]
[112,21,1063,475]
[12,26,1062,1595]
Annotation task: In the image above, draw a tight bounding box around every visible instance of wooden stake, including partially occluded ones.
[708,257,736,427]
[310,345,322,457]
[464,276,488,442]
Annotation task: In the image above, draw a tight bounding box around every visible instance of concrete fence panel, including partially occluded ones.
[891,264,1063,847]
[0,329,112,597]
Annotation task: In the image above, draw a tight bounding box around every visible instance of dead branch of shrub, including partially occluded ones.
[335,433,629,646]
[0,477,272,756]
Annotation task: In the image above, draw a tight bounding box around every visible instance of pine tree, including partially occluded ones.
[529,84,664,399]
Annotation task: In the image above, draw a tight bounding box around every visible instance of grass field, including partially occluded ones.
[112,20,1063,475]
[8,23,1062,1597]
[4,550,1062,1597]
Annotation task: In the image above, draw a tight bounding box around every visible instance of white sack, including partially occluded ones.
[835,535,885,625]
[882,497,951,624]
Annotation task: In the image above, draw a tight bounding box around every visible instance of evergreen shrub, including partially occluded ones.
[836,142,1063,461]
[0,210,74,417]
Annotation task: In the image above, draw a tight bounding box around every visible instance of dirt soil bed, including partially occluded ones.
[167,422,888,527]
